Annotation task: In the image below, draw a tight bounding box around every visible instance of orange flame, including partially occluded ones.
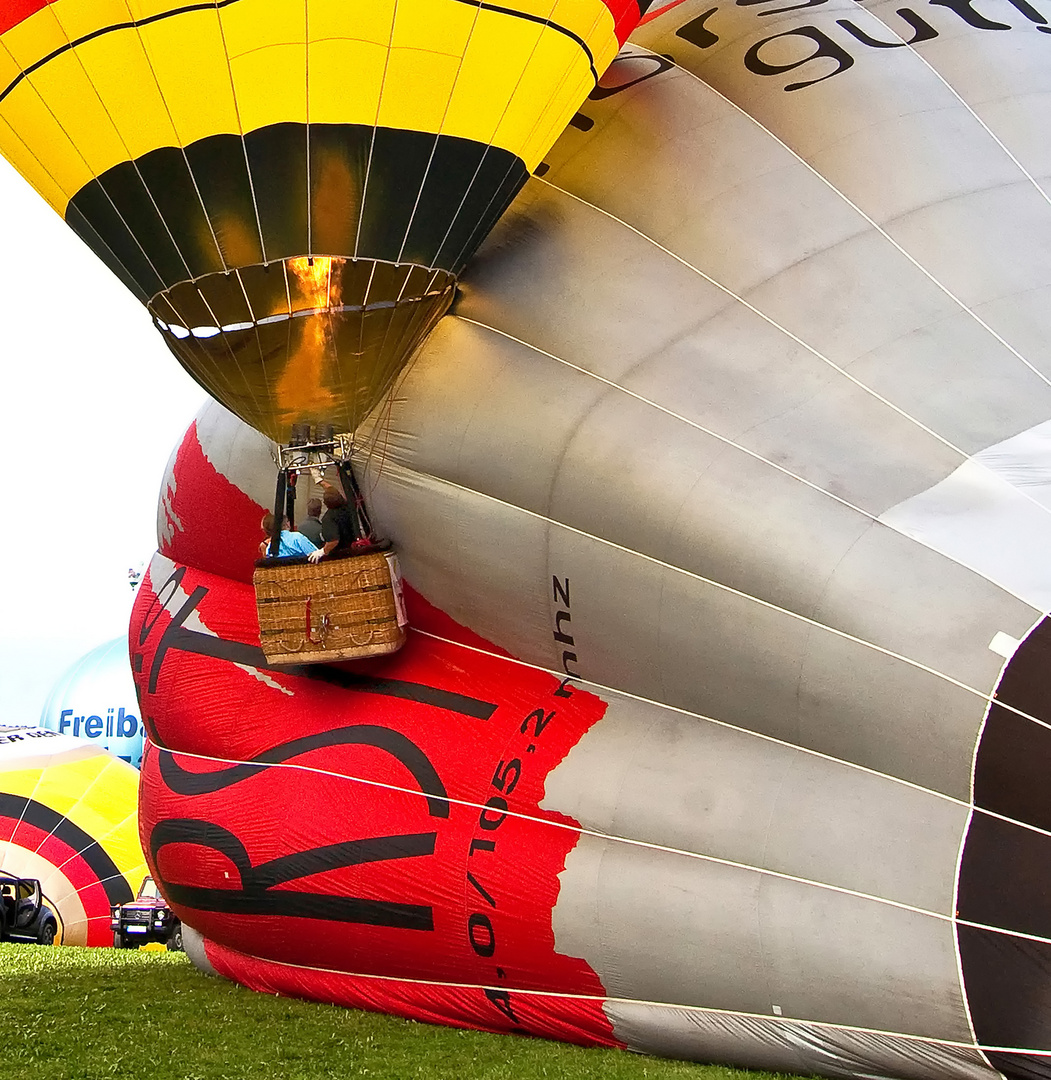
[275,256,346,423]
[287,255,342,310]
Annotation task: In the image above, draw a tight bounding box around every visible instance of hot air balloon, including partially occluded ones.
[0,0,650,664]
[0,0,645,440]
[0,725,146,946]
[40,638,145,767]
[12,0,1051,1073]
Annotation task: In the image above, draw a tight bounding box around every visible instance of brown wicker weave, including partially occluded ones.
[253,546,407,664]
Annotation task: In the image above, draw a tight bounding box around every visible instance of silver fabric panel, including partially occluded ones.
[538,48,1051,458]
[553,835,971,1041]
[456,183,973,513]
[542,694,968,914]
[368,311,1034,794]
[371,462,553,651]
[157,0,1051,1058]
[356,15,1051,811]
[156,434,182,550]
[879,7,1051,187]
[606,1004,996,1080]
[181,925,219,979]
[882,421,1051,611]
[630,3,1051,380]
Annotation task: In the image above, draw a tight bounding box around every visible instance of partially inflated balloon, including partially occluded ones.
[0,726,146,945]
[131,0,1051,1067]
[138,373,1045,1080]
[0,0,647,440]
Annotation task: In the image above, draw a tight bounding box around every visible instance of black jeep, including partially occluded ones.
[111,876,182,950]
[0,872,58,945]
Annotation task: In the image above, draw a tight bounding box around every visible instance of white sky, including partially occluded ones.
[0,156,205,724]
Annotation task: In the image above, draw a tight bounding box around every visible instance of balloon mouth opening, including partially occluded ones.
[147,257,456,344]
[151,292,451,343]
[147,258,456,440]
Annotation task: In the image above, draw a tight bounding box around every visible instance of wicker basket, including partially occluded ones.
[253,544,407,664]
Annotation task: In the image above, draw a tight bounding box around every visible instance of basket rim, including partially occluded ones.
[254,537,392,569]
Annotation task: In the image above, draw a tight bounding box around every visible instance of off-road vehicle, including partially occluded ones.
[0,872,58,945]
[111,875,182,950]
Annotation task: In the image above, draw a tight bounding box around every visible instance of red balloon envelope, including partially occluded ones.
[133,406,621,1046]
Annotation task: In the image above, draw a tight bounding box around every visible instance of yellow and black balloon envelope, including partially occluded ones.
[0,0,648,440]
[0,725,146,945]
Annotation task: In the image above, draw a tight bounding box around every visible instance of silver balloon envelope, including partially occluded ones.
[123,3,1051,1079]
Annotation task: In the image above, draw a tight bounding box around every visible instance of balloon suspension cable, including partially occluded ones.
[337,459,374,542]
[285,469,298,531]
[269,470,286,558]
[274,425,375,542]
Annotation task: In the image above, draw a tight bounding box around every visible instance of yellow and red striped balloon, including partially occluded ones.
[0,725,146,946]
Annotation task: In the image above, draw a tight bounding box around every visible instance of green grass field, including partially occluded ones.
[0,943,794,1080]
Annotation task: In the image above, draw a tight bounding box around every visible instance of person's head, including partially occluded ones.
[261,512,289,534]
[307,497,323,519]
[322,488,346,510]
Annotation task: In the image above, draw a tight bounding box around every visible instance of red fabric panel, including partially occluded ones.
[0,0,51,37]
[132,553,617,1041]
[136,411,619,1043]
[206,938,619,1047]
[638,0,688,25]
[160,421,266,585]
[603,0,645,43]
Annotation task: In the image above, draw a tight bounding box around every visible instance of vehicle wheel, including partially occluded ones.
[38,921,56,946]
[167,923,183,952]
[113,931,123,948]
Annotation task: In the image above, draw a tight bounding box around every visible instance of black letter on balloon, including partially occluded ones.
[552,577,571,608]
[744,27,854,91]
[1001,0,1051,29]
[837,8,938,44]
[479,796,509,831]
[468,913,496,957]
[151,819,439,930]
[484,988,520,1025]
[926,0,1009,27]
[467,871,497,908]
[926,0,1051,29]
[137,566,188,647]
[676,7,721,48]
[148,586,209,692]
[590,52,676,99]
[738,0,830,16]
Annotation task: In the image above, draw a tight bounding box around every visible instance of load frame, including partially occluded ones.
[253,423,407,665]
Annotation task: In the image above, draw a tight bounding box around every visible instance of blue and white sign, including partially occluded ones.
[40,639,144,767]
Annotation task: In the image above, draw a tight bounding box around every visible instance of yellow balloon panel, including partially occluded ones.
[135,11,242,144]
[307,38,388,129]
[0,0,619,210]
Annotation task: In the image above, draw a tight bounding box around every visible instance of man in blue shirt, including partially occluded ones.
[259,512,318,558]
